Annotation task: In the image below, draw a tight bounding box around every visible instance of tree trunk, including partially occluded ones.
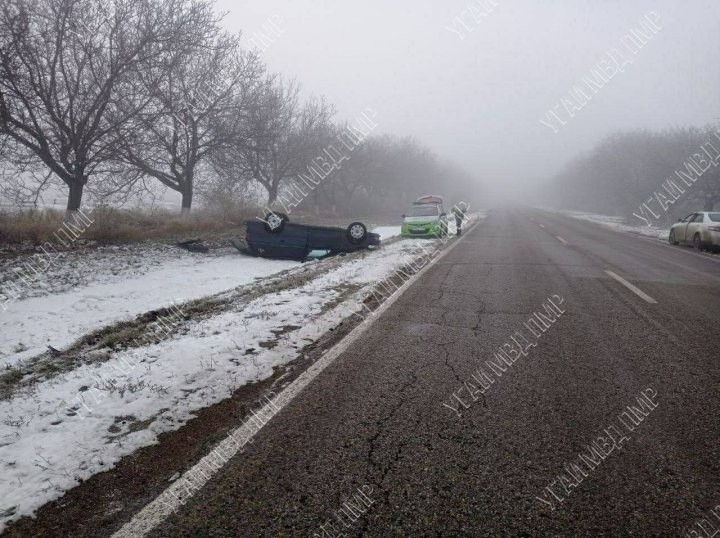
[267,183,278,205]
[181,183,193,216]
[66,181,84,213]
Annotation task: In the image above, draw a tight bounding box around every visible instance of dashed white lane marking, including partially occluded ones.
[604,270,658,304]
[555,236,568,245]
[539,224,546,228]
[112,221,482,537]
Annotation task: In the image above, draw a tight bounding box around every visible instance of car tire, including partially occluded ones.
[669,230,678,245]
[693,233,702,251]
[264,212,289,234]
[346,222,367,244]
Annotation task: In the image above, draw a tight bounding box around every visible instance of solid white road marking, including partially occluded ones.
[112,221,482,538]
[604,270,658,304]
[555,236,568,244]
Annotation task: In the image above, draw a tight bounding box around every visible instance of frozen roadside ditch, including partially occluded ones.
[0,236,440,531]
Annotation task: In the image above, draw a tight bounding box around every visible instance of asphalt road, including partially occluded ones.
[148,208,720,537]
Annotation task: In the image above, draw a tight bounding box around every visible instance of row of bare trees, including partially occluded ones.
[0,0,477,217]
[0,0,222,212]
[544,126,720,223]
[293,135,477,216]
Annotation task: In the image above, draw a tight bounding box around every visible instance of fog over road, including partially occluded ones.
[130,208,720,537]
[2,0,719,533]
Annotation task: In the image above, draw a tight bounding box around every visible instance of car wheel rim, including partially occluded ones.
[350,225,364,239]
[267,214,282,229]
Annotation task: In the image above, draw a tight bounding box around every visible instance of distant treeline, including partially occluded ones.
[545,126,720,225]
[0,0,477,217]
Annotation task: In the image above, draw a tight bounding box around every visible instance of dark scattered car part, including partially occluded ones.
[240,217,380,261]
[176,239,209,253]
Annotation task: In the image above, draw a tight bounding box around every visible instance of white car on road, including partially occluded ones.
[669,211,720,251]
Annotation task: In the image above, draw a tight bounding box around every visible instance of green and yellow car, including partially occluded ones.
[401,196,450,238]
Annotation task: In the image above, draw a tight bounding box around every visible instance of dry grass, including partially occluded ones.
[0,206,254,247]
[0,209,64,244]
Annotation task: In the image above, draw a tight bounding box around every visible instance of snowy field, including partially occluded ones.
[0,226,402,369]
[0,249,299,368]
[0,225,426,530]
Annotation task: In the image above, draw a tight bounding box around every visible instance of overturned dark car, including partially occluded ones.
[236,213,381,261]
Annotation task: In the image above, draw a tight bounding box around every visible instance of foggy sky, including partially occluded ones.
[218,0,720,203]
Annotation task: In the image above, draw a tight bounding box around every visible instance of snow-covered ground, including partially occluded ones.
[373,226,401,240]
[0,226,398,368]
[558,211,670,241]
[0,251,298,368]
[0,243,207,302]
[0,233,440,530]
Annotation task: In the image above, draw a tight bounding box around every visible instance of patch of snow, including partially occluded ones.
[0,238,438,530]
[372,226,401,240]
[1,243,212,302]
[0,252,298,368]
[559,210,670,241]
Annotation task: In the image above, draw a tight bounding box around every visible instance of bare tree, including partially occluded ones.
[306,128,377,214]
[699,126,720,212]
[215,78,334,206]
[0,0,214,215]
[118,28,265,214]
[548,126,720,218]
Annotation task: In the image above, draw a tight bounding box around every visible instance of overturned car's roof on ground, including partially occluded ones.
[239,217,381,261]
